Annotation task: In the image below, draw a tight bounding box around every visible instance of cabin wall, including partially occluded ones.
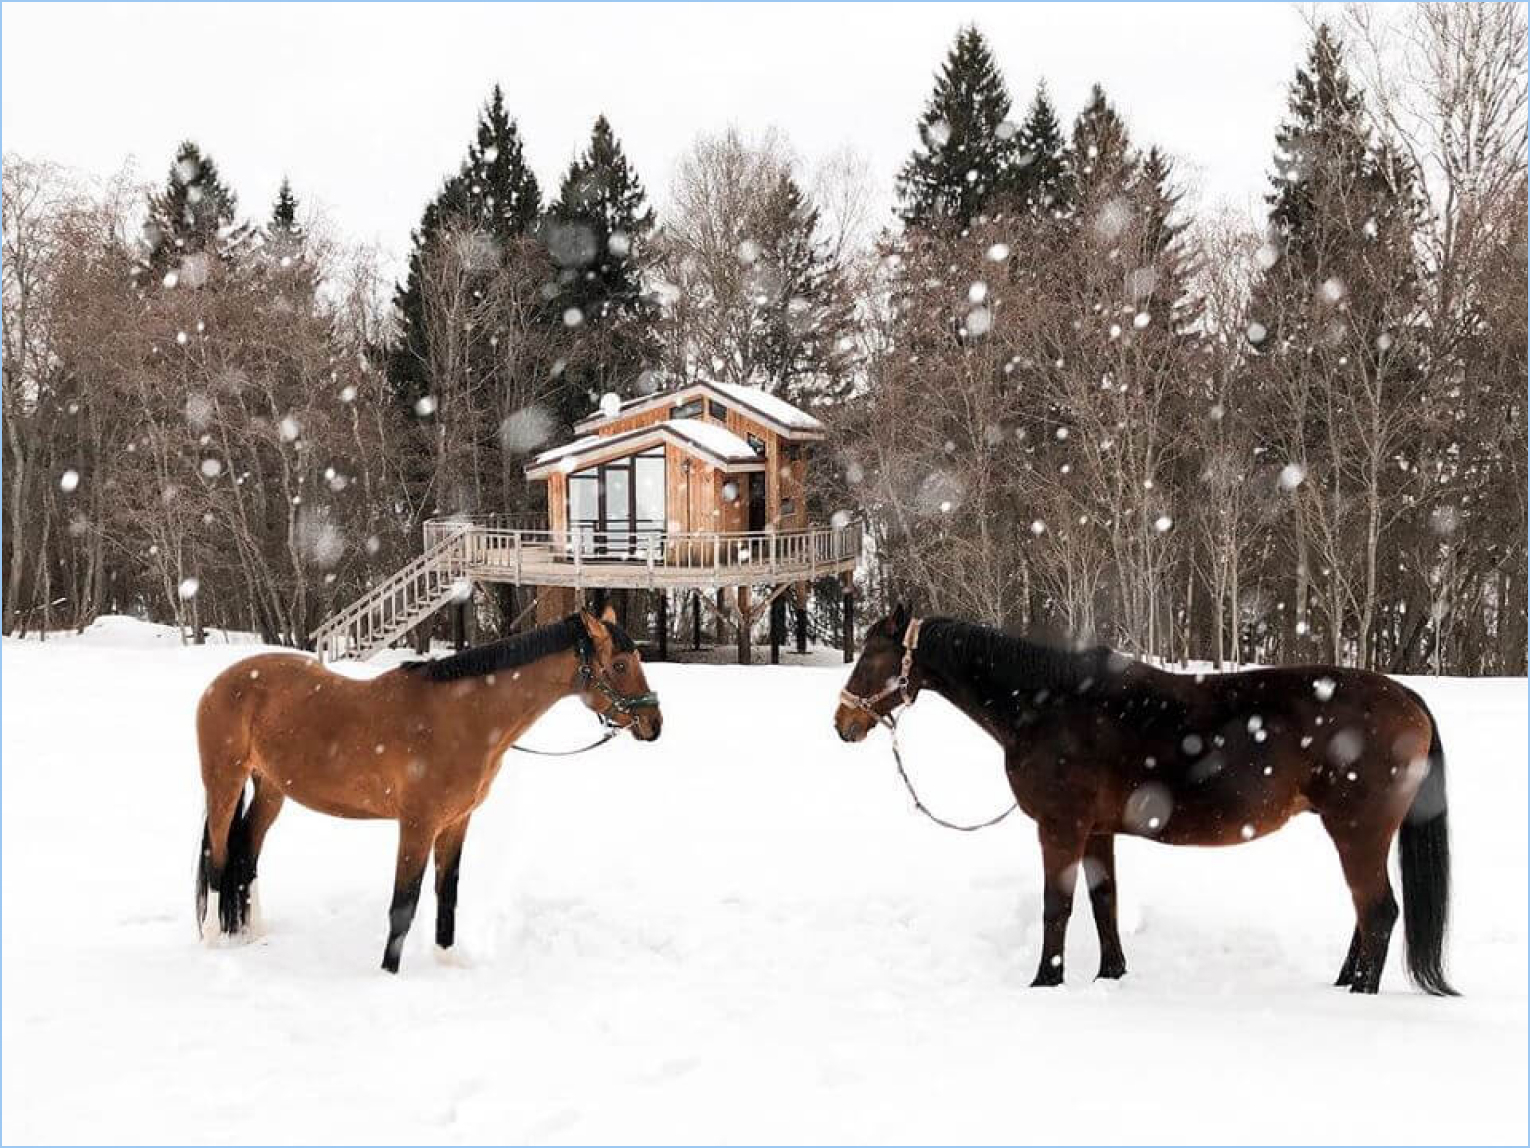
[597,405,669,437]
[545,472,567,535]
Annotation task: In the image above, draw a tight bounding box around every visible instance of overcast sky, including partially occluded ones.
[3,2,1312,275]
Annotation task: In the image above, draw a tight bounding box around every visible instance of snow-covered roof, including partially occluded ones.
[572,379,825,438]
[707,381,824,431]
[668,419,760,461]
[531,434,604,467]
[525,421,766,479]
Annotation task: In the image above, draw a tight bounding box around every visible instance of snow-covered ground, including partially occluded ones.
[3,618,1526,1144]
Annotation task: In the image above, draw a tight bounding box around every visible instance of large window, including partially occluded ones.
[568,447,666,557]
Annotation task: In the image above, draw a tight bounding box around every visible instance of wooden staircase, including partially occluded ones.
[312,527,470,662]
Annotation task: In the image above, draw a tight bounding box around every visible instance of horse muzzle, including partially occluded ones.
[833,702,872,744]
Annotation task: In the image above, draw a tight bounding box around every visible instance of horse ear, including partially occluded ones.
[577,609,610,648]
[892,602,911,630]
[599,601,618,625]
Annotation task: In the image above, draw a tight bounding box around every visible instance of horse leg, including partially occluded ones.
[433,814,472,953]
[381,819,438,974]
[197,759,253,942]
[1324,820,1400,995]
[1334,928,1362,987]
[242,775,285,936]
[1083,833,1127,980]
[1031,825,1086,987]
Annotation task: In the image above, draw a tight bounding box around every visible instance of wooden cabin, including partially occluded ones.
[312,381,862,665]
[524,379,821,548]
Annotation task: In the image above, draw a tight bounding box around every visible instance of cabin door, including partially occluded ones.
[748,473,767,532]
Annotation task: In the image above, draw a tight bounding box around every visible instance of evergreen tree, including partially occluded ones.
[1247,23,1428,663]
[1132,147,1199,336]
[388,87,544,408]
[897,25,1021,230]
[264,177,317,302]
[1013,83,1069,216]
[269,177,300,236]
[748,173,857,408]
[546,114,659,421]
[1065,84,1136,206]
[458,85,542,241]
[141,141,243,280]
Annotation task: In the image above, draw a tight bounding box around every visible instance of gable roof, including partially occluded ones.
[524,420,767,479]
[571,379,825,439]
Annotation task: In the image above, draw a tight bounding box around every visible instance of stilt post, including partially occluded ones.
[842,585,855,664]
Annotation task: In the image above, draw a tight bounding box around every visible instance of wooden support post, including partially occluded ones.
[452,600,467,652]
[770,593,784,665]
[842,584,855,664]
[795,602,808,655]
[714,588,727,644]
[692,590,703,651]
[655,592,669,662]
[737,586,752,665]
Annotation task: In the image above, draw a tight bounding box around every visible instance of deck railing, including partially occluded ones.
[422,515,862,583]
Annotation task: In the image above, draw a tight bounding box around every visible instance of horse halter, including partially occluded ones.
[839,617,923,728]
[574,636,660,720]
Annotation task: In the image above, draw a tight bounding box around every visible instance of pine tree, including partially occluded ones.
[1065,84,1136,207]
[748,173,857,408]
[1132,147,1199,335]
[142,141,243,280]
[1247,23,1428,665]
[458,85,541,241]
[264,177,317,303]
[897,25,1021,230]
[389,87,544,408]
[269,177,300,236]
[546,114,659,421]
[1013,83,1069,216]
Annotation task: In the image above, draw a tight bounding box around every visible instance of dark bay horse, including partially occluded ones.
[195,607,661,972]
[835,606,1455,995]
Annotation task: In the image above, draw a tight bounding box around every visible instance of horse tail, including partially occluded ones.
[1397,686,1457,996]
[195,786,252,938]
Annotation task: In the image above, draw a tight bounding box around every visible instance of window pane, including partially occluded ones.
[634,455,666,532]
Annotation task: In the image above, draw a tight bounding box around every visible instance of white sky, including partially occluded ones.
[3,2,1311,276]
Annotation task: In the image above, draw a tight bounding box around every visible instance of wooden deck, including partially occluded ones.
[421,517,862,590]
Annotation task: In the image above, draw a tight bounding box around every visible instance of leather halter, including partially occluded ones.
[839,617,923,727]
[573,634,660,718]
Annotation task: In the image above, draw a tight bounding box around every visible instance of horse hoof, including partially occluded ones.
[435,944,473,968]
[1096,966,1127,981]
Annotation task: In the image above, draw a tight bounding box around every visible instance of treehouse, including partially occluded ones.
[313,380,863,664]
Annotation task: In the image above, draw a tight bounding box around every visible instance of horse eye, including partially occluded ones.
[613,660,627,675]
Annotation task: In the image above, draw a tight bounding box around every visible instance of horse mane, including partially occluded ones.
[916,617,1107,699]
[399,613,635,683]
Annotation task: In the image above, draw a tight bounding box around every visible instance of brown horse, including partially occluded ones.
[195,606,661,972]
[835,606,1456,995]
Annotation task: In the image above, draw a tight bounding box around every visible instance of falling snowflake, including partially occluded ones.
[1313,677,1337,702]
[1246,322,1268,344]
[986,243,1011,263]
[59,469,80,493]
[414,395,437,417]
[1153,515,1173,533]
[178,577,200,601]
[1278,463,1306,491]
